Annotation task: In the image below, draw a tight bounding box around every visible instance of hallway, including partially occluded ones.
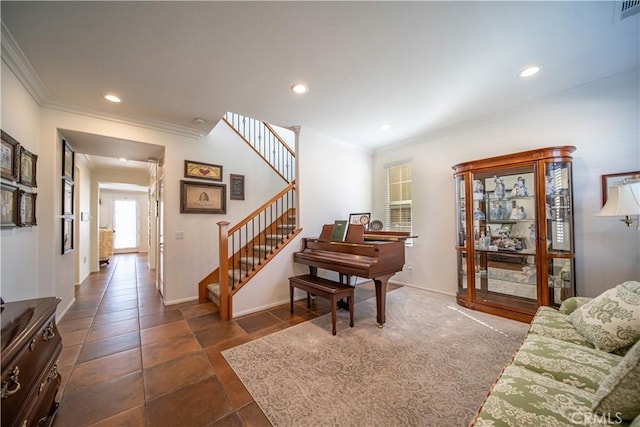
[53,253,345,426]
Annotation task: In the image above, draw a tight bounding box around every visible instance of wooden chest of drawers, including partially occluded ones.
[1,297,62,427]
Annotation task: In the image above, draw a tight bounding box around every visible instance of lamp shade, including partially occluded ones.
[596,182,640,217]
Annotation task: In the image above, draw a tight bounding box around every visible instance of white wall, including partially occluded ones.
[76,155,93,284]
[373,69,640,298]
[0,59,42,302]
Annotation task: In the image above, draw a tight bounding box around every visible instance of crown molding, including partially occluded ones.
[1,21,50,103]
[1,21,209,140]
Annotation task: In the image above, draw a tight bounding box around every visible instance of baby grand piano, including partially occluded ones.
[293,223,410,327]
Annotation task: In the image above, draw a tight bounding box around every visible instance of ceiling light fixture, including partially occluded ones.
[104,94,121,103]
[291,83,309,94]
[193,118,207,124]
[379,124,392,131]
[519,65,541,78]
[118,157,127,162]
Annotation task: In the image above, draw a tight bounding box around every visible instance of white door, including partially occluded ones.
[113,199,139,251]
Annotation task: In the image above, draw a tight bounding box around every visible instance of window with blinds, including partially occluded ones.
[385,161,412,238]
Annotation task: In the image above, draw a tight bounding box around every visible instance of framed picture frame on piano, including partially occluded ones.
[349,212,370,230]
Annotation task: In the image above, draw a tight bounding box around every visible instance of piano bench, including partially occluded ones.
[289,274,354,336]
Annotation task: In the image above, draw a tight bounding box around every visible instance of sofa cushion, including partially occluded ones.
[559,297,593,315]
[512,334,622,393]
[592,340,640,421]
[528,306,594,348]
[569,281,640,352]
[471,365,596,426]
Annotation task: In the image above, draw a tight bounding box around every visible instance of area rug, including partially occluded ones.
[222,286,530,427]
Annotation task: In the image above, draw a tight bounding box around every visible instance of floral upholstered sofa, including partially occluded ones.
[471,281,640,427]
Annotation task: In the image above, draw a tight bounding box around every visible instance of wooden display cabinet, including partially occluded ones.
[453,146,576,322]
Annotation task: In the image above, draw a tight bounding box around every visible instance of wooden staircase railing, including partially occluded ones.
[198,114,298,320]
[223,112,295,184]
[198,183,300,319]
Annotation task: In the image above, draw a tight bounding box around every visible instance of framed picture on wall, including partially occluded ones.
[349,212,371,230]
[230,174,245,200]
[18,190,37,227]
[62,218,74,254]
[1,130,20,181]
[601,171,640,206]
[19,146,37,187]
[184,160,223,181]
[62,139,75,181]
[180,180,226,214]
[1,183,19,228]
[62,179,74,216]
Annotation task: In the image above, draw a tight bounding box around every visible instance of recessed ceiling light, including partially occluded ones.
[519,65,541,78]
[118,157,127,162]
[379,124,392,131]
[291,83,309,94]
[193,118,207,124]
[104,94,121,103]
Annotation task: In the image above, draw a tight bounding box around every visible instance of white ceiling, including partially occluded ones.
[1,1,638,161]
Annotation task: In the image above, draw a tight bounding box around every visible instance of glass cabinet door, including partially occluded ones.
[548,257,574,305]
[456,175,466,247]
[545,162,573,253]
[545,161,575,305]
[458,251,469,295]
[470,168,538,310]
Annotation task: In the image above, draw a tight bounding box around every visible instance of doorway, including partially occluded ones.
[113,199,139,251]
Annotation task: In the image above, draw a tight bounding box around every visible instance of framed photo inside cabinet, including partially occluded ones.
[180,180,226,214]
[349,212,370,230]
[184,160,222,181]
[19,146,37,187]
[601,171,640,206]
[62,179,74,216]
[62,139,75,181]
[62,218,74,254]
[18,190,37,227]
[230,174,245,200]
[1,183,19,228]
[1,130,20,181]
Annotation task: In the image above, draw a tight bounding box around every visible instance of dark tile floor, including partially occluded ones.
[53,253,386,426]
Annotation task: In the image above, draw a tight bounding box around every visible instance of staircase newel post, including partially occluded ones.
[218,220,231,320]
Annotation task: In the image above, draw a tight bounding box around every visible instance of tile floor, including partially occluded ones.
[53,253,385,426]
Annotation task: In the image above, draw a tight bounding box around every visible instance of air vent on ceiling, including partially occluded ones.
[620,0,640,19]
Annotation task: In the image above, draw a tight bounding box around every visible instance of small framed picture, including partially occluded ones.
[230,174,245,200]
[62,139,75,181]
[62,218,74,254]
[19,146,37,187]
[349,212,371,230]
[62,179,74,216]
[1,130,20,181]
[184,160,223,181]
[601,171,640,206]
[180,180,226,214]
[18,190,37,227]
[1,183,19,228]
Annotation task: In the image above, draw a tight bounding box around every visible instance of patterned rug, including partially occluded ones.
[222,286,529,427]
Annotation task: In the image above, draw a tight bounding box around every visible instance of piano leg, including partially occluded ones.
[336,274,352,310]
[374,274,394,327]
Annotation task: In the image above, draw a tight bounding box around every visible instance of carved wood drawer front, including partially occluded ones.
[13,346,62,427]
[1,297,62,427]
